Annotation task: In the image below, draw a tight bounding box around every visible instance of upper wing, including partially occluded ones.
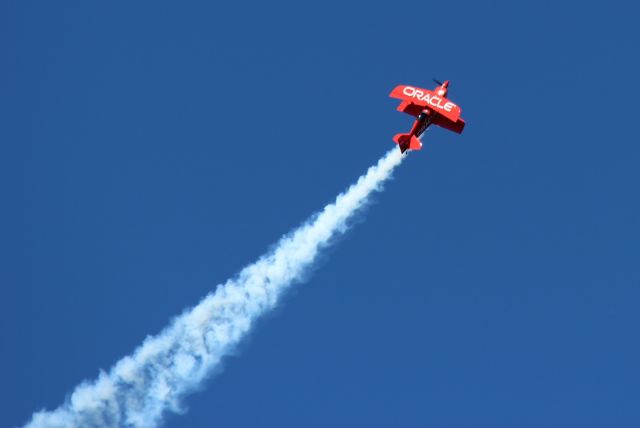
[390,85,461,122]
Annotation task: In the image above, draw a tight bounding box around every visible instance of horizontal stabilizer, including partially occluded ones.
[393,133,422,153]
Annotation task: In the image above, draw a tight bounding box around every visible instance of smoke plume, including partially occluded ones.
[25,148,404,427]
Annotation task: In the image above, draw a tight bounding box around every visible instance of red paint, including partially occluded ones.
[389,80,465,153]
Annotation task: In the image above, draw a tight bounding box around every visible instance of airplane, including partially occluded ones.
[389,79,465,153]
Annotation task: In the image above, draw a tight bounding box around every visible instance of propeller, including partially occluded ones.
[432,78,444,86]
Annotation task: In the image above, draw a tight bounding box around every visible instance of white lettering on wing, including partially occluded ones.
[402,86,456,113]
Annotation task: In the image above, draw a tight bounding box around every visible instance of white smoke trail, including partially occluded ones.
[25,148,404,428]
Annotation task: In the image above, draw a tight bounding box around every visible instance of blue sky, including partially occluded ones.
[1,1,639,427]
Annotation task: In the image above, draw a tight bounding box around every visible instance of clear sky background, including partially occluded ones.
[2,1,639,427]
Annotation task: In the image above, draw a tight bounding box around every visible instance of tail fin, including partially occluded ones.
[393,133,422,153]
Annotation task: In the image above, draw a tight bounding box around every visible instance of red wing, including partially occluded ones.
[396,101,424,117]
[432,115,465,134]
[390,84,461,122]
[390,85,432,107]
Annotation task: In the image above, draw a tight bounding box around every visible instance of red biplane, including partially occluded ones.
[389,79,465,153]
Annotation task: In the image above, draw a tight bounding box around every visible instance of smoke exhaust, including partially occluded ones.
[24,148,404,428]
